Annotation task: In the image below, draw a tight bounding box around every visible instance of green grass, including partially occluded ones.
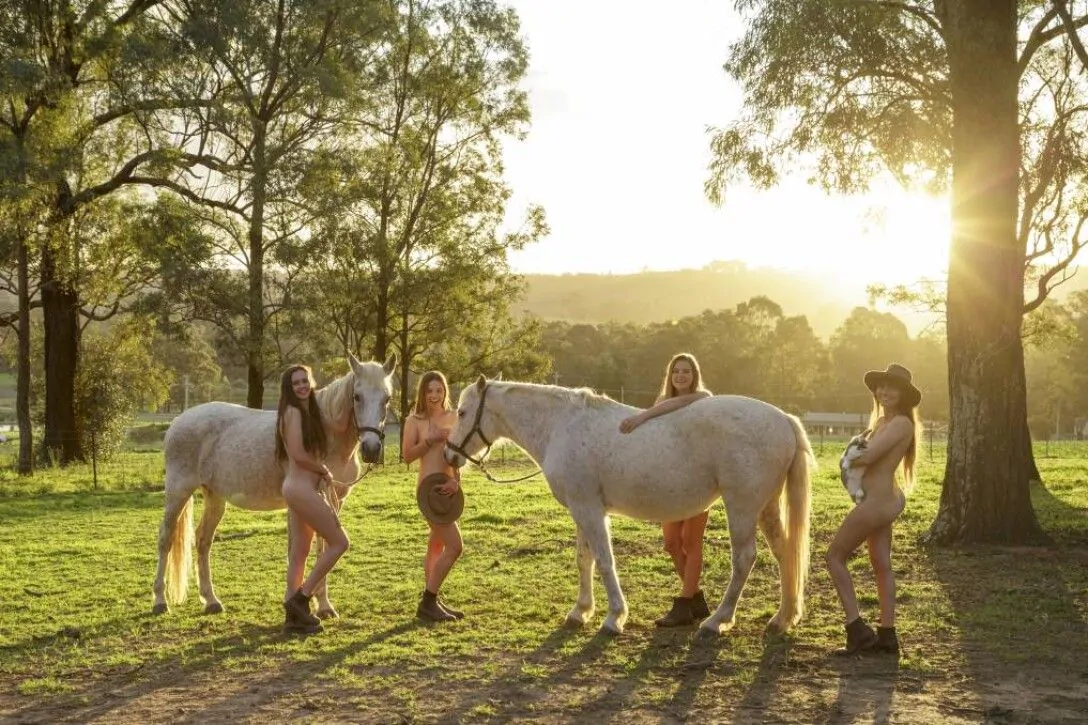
[0,441,1085,722]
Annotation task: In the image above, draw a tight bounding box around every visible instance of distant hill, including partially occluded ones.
[515,262,876,339]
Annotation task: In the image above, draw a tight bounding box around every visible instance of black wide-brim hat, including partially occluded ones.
[863,363,922,408]
[416,472,465,524]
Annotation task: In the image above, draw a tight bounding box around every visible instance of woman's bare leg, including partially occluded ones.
[425,521,463,594]
[285,508,315,600]
[424,528,444,583]
[867,523,895,627]
[825,502,888,623]
[283,479,350,597]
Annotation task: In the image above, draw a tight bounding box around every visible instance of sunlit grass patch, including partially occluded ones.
[0,442,1085,722]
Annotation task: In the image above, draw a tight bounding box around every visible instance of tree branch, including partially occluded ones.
[1051,0,1088,72]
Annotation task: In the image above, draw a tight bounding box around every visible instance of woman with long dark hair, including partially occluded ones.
[276,364,349,634]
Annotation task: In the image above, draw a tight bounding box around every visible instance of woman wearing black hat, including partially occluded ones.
[403,370,464,622]
[826,363,922,657]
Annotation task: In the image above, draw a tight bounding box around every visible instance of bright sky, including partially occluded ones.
[501,0,951,286]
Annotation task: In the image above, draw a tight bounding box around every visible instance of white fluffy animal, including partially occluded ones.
[839,432,870,504]
[444,376,815,638]
[151,354,396,617]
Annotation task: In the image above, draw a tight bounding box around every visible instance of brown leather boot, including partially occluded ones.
[417,590,457,622]
[283,607,323,634]
[833,616,877,656]
[284,589,321,628]
[692,590,711,619]
[875,626,899,656]
[655,596,695,627]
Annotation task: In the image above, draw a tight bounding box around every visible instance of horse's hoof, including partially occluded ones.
[600,620,625,636]
[151,603,168,615]
[564,615,586,628]
[203,602,224,615]
[696,625,719,641]
[316,608,338,620]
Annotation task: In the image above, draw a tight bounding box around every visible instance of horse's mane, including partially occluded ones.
[499,381,617,409]
[315,371,354,427]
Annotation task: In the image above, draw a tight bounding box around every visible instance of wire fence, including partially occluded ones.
[3,407,1087,494]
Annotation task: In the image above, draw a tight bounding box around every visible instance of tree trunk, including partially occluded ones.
[41,243,82,465]
[929,0,1043,544]
[16,225,33,475]
[246,128,267,409]
[398,316,411,462]
[373,268,391,361]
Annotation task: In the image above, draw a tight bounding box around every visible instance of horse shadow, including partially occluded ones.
[5,619,419,724]
[726,631,797,720]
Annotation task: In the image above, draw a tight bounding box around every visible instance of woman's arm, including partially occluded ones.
[620,391,711,433]
[849,416,913,467]
[402,415,446,464]
[282,407,331,477]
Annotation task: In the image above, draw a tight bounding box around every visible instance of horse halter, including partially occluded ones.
[352,393,389,443]
[445,383,494,467]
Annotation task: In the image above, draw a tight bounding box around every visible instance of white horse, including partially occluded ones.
[151,354,396,617]
[444,377,814,637]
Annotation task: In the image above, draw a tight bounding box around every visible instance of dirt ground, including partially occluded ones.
[3,632,1087,724]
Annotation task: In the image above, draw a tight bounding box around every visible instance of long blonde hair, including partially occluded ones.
[868,400,921,491]
[412,370,451,417]
[657,353,710,400]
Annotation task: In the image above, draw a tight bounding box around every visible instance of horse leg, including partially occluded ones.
[195,489,227,614]
[152,490,194,614]
[699,507,758,638]
[571,509,627,635]
[758,499,801,633]
[564,524,596,626]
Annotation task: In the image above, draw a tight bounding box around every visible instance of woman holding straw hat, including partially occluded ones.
[827,363,922,657]
[403,370,465,622]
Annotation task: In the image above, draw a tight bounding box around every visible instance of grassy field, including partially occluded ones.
[0,440,1086,723]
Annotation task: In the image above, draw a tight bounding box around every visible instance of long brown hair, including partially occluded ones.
[275,364,327,462]
[657,353,709,401]
[867,397,921,491]
[412,370,451,417]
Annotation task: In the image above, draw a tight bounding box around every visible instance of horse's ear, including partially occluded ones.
[348,351,363,373]
[494,371,503,381]
[383,352,397,376]
[476,373,487,389]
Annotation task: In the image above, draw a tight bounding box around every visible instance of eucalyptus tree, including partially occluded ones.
[153,0,388,408]
[709,1,1088,543]
[302,0,540,402]
[0,0,216,464]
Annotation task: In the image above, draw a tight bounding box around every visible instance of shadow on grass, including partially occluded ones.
[5,619,421,724]
[822,655,900,724]
[925,481,1088,721]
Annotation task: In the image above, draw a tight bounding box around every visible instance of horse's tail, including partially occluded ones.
[782,414,814,619]
[166,496,194,606]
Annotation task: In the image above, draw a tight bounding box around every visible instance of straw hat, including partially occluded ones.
[863,363,922,408]
[416,472,465,524]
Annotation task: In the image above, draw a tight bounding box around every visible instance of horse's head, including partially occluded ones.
[349,352,397,463]
[444,373,498,469]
